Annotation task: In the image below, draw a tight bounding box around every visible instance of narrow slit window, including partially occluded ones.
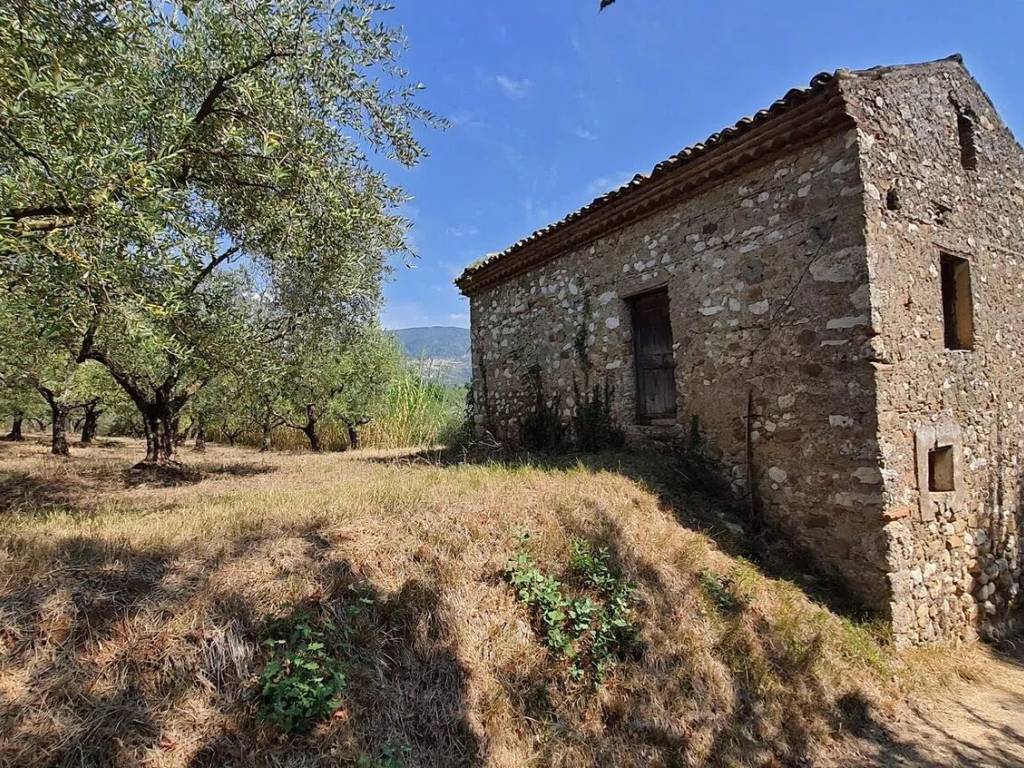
[928,445,955,492]
[956,109,978,171]
[940,253,974,350]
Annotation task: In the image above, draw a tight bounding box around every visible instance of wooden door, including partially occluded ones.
[630,289,677,423]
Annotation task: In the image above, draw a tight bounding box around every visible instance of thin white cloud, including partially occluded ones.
[448,313,469,325]
[585,171,633,197]
[495,74,534,99]
[447,223,480,238]
[575,127,598,141]
[450,111,486,130]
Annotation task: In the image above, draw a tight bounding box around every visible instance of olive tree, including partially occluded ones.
[329,331,402,449]
[190,373,251,447]
[276,327,399,452]
[0,293,110,455]
[1,0,436,466]
[0,381,44,441]
[67,359,129,444]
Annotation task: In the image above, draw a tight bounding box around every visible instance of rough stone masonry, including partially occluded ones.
[456,56,1024,647]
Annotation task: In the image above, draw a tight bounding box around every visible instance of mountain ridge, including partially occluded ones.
[390,325,471,385]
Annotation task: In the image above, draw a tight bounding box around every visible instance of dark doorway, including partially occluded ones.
[630,288,678,423]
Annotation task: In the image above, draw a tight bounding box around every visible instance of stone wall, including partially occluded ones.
[466,59,1024,644]
[469,127,895,607]
[842,60,1024,644]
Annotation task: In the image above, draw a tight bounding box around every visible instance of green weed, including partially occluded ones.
[506,534,639,685]
[571,379,625,452]
[357,744,413,768]
[256,610,349,734]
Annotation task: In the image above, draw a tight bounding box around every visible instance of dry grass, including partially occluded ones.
[0,436,990,767]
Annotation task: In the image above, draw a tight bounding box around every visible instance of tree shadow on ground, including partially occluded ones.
[0,459,276,516]
[187,551,481,767]
[833,667,1024,768]
[0,471,85,515]
[577,509,858,766]
[373,446,1024,767]
[372,446,870,621]
[121,462,276,489]
[0,521,481,768]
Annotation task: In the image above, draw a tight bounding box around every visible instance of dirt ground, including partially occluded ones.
[861,645,1024,767]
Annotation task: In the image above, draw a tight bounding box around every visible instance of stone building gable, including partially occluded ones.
[840,59,1024,644]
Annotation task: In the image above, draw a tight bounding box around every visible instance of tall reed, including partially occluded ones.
[362,366,467,449]
[213,364,467,452]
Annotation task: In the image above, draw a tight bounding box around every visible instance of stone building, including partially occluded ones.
[456,56,1024,646]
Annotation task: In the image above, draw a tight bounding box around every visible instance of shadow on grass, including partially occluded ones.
[830,679,1024,768]
[371,446,870,621]
[3,441,1021,766]
[0,521,481,768]
[121,462,276,489]
[0,459,277,516]
[370,445,1024,766]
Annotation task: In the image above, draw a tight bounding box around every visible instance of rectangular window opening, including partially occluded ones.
[956,111,978,171]
[940,253,974,350]
[928,445,956,492]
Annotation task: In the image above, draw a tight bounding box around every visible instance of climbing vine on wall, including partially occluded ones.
[521,364,565,450]
[573,378,625,452]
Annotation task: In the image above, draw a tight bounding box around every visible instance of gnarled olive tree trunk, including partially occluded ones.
[4,414,24,441]
[343,415,371,450]
[284,403,322,452]
[256,404,284,452]
[36,387,73,457]
[80,402,101,444]
[194,416,206,453]
[138,404,180,465]
[80,345,201,468]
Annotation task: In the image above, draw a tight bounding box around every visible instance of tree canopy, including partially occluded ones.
[1,0,438,464]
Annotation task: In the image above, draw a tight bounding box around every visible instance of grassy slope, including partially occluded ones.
[0,439,986,767]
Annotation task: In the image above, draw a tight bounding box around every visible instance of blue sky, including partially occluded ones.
[379,0,1024,330]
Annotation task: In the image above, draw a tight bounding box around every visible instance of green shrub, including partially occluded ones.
[521,365,565,451]
[572,378,625,452]
[506,535,639,685]
[257,611,349,734]
[438,382,475,451]
[363,369,466,449]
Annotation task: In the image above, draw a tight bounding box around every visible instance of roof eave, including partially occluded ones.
[457,78,850,296]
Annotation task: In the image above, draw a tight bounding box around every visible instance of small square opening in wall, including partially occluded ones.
[940,253,974,350]
[928,445,956,492]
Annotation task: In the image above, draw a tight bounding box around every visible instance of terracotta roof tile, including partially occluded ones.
[456,56,964,294]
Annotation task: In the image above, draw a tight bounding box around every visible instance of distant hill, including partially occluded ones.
[391,326,471,385]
